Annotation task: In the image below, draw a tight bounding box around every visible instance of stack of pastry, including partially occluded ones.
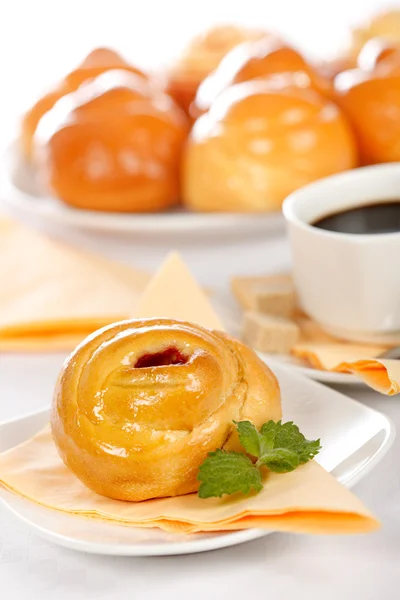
[19,11,400,215]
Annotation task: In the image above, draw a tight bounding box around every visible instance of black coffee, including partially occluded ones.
[312,201,400,235]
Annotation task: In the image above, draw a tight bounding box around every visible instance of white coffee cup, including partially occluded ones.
[283,164,400,343]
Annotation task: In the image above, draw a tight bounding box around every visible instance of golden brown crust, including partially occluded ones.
[183,77,357,213]
[20,48,147,161]
[51,318,281,501]
[34,70,188,212]
[193,37,331,118]
[166,26,268,113]
[334,40,400,164]
[349,10,400,63]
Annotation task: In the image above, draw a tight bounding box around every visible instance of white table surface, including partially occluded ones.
[0,219,399,600]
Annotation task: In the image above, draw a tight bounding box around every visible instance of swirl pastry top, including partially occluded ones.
[51,318,281,501]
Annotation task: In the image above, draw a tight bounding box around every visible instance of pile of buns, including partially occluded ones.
[20,10,400,214]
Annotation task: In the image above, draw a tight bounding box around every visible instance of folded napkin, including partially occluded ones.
[0,426,377,535]
[293,317,400,396]
[233,273,400,395]
[0,253,379,535]
[0,217,150,352]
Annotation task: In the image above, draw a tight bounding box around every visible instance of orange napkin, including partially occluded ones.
[0,426,377,534]
[0,217,150,352]
[232,273,400,395]
[293,317,400,396]
[0,253,379,535]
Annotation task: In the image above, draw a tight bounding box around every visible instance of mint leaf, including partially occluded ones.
[234,420,261,457]
[257,448,300,473]
[198,449,262,498]
[197,420,321,499]
[259,421,278,455]
[270,421,321,465]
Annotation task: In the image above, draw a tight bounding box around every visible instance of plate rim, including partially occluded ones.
[257,351,362,385]
[0,386,396,556]
[0,488,269,556]
[1,142,284,236]
[0,406,270,556]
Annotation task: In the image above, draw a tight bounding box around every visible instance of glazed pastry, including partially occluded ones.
[21,47,147,160]
[334,40,400,164]
[349,10,400,64]
[321,9,400,82]
[166,25,268,114]
[51,318,281,501]
[34,70,188,212]
[183,76,357,212]
[193,37,331,117]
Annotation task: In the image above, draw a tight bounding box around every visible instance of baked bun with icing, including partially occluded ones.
[20,48,147,160]
[51,318,281,501]
[183,75,357,212]
[35,70,188,212]
[193,37,331,117]
[334,39,400,164]
[166,25,268,114]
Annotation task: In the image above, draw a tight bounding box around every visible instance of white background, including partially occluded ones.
[1,1,400,598]
[0,0,399,142]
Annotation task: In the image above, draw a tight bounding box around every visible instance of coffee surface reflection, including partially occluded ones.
[313,201,400,234]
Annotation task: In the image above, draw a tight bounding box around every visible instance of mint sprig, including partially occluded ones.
[198,420,321,499]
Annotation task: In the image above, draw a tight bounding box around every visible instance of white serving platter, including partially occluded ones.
[0,142,284,238]
[0,360,395,556]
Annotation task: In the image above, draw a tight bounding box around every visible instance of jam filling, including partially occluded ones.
[134,347,188,368]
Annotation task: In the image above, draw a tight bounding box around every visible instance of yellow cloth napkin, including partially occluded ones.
[0,217,150,351]
[0,426,377,535]
[0,253,379,535]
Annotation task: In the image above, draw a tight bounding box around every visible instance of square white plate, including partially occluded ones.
[0,360,395,556]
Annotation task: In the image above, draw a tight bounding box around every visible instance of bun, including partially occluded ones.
[35,70,188,212]
[193,37,331,117]
[183,76,357,212]
[334,40,400,164]
[51,318,281,501]
[21,48,147,160]
[349,10,400,63]
[166,25,268,114]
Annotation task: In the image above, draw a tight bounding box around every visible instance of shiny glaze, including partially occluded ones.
[348,9,400,65]
[193,37,332,117]
[51,318,281,501]
[21,48,147,160]
[35,70,188,212]
[166,25,268,114]
[183,76,357,212]
[334,40,400,164]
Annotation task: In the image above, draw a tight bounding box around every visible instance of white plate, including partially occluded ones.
[0,361,395,556]
[0,143,284,237]
[258,352,362,385]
